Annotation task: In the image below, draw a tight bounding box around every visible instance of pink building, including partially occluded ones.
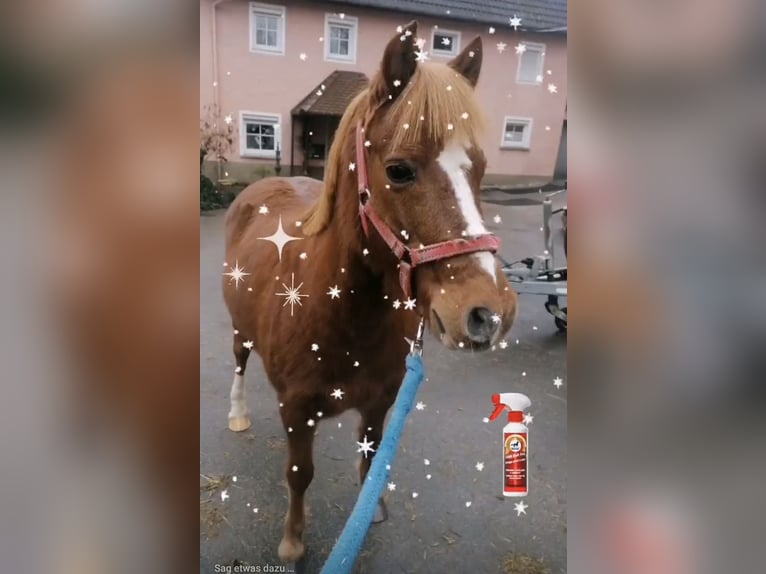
[201,0,567,185]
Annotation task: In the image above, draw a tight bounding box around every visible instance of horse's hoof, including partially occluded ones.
[372,499,388,524]
[278,537,305,563]
[228,415,251,432]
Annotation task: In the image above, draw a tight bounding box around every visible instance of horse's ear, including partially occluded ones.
[370,20,419,105]
[448,35,482,88]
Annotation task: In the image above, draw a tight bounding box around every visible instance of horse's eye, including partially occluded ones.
[385,163,416,185]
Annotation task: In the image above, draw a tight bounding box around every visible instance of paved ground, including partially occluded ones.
[200,189,567,574]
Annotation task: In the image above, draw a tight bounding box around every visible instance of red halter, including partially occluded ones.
[354,121,501,299]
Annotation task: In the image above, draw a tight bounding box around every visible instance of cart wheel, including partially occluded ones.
[554,307,567,332]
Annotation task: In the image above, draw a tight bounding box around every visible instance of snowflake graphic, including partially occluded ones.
[275,273,309,317]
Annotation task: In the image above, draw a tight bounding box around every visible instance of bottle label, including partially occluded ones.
[504,432,527,493]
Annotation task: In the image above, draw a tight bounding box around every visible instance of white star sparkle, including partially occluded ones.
[311,343,319,351]
[415,401,426,411]
[515,43,526,55]
[224,114,233,125]
[553,377,564,389]
[275,273,309,317]
[256,216,301,261]
[348,162,356,171]
[412,492,419,498]
[441,37,451,46]
[392,299,402,309]
[514,501,528,516]
[327,285,341,299]
[220,490,229,501]
[404,297,417,310]
[243,340,254,350]
[496,42,507,53]
[498,340,509,349]
[292,465,299,472]
[523,413,534,425]
[488,27,495,34]
[331,388,344,400]
[491,313,501,324]
[258,204,269,214]
[415,50,429,62]
[510,15,522,30]
[357,435,376,458]
[223,261,251,289]
[548,83,558,94]
[307,419,315,427]
[387,482,396,491]
[475,461,484,471]
[299,53,307,61]
[493,214,502,224]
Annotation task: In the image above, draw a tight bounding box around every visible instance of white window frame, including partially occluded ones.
[324,13,358,64]
[500,116,533,150]
[240,111,281,159]
[516,42,546,85]
[249,2,286,56]
[430,28,461,57]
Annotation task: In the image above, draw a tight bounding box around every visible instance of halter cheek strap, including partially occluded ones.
[355,121,501,299]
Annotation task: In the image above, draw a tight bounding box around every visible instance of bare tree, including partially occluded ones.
[200,104,236,181]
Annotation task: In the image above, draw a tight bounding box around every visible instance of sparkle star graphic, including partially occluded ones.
[220,490,229,501]
[387,482,396,491]
[514,501,528,516]
[441,37,451,46]
[242,340,254,350]
[307,419,315,427]
[299,53,307,61]
[491,313,501,324]
[256,216,301,261]
[493,214,502,224]
[331,388,344,400]
[224,114,233,125]
[223,261,251,289]
[357,435,376,458]
[415,401,426,411]
[392,299,402,309]
[348,162,356,171]
[275,273,309,317]
[553,377,564,389]
[475,461,484,471]
[258,204,269,214]
[311,343,319,351]
[498,340,509,349]
[510,15,522,30]
[415,50,429,62]
[327,285,341,299]
[496,42,507,53]
[515,43,526,55]
[404,297,417,310]
[548,83,558,94]
[523,413,534,424]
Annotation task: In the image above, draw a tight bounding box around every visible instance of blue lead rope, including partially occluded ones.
[319,352,425,574]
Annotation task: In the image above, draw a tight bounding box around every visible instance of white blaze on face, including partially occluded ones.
[436,141,497,282]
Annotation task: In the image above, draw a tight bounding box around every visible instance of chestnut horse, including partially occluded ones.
[222,21,517,563]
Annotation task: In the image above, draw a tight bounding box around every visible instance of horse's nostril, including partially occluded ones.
[466,307,499,343]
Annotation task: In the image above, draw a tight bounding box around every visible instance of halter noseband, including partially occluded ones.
[354,121,501,299]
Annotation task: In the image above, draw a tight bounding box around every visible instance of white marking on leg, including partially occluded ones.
[229,373,248,419]
[436,142,497,282]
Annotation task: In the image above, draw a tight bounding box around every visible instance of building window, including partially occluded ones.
[325,14,358,63]
[501,117,533,150]
[240,112,281,158]
[517,42,545,84]
[431,29,461,56]
[250,2,285,55]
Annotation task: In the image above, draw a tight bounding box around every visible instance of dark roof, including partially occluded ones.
[327,0,567,31]
[291,71,369,117]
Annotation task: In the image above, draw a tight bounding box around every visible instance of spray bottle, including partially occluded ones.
[489,393,532,497]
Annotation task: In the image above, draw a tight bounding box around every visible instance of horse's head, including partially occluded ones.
[303,21,517,350]
[361,21,517,350]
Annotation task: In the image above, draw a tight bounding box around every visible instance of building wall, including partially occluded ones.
[201,0,567,183]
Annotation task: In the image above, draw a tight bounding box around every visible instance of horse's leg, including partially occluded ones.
[358,402,392,523]
[278,404,315,562]
[228,331,252,432]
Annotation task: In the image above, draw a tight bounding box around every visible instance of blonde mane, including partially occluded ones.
[301,62,484,236]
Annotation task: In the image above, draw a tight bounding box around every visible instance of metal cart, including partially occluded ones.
[502,188,567,332]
